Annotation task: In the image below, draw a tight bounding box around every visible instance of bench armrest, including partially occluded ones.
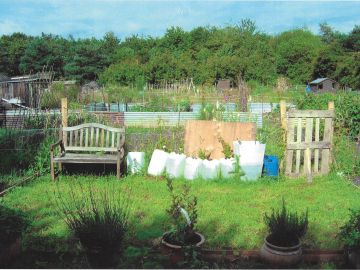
[50,140,65,156]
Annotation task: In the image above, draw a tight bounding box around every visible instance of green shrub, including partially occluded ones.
[339,209,360,251]
[165,178,198,246]
[55,183,131,268]
[264,199,308,247]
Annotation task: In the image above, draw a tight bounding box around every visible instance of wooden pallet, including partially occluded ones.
[285,109,334,180]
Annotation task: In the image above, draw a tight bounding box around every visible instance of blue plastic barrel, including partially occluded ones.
[263,155,279,177]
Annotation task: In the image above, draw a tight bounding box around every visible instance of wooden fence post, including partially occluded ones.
[328,101,334,111]
[61,98,68,127]
[280,100,287,129]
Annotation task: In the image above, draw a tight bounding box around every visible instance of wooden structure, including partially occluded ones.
[50,123,125,180]
[0,71,53,108]
[216,79,231,91]
[285,106,334,180]
[184,120,256,159]
[309,78,339,93]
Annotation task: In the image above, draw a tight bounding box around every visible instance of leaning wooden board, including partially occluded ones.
[184,120,256,159]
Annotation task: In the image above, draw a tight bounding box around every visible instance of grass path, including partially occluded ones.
[2,173,359,251]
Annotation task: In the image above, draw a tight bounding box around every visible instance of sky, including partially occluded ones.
[0,0,359,39]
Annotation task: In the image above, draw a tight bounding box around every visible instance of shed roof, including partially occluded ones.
[310,78,336,85]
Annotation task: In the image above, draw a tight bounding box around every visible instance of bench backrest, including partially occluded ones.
[62,123,125,152]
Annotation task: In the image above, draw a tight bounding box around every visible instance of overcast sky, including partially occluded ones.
[0,1,359,39]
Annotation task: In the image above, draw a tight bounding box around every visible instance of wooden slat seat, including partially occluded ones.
[53,153,118,164]
[50,123,125,180]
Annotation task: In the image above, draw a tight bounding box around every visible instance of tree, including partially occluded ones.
[0,33,32,76]
[64,39,110,83]
[274,29,324,83]
[19,34,69,77]
[343,25,360,52]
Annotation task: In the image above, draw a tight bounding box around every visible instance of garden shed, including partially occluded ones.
[0,72,53,108]
[309,78,339,93]
[216,79,231,91]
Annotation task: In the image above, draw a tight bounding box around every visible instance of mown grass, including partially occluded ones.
[1,173,359,253]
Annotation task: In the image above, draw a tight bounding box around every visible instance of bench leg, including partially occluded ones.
[117,160,121,179]
[51,161,55,181]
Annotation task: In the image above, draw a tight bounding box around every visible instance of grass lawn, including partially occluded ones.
[1,172,359,253]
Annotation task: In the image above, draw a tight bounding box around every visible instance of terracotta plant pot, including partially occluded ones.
[260,235,302,267]
[161,231,205,264]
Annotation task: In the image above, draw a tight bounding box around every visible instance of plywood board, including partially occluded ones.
[184,120,256,159]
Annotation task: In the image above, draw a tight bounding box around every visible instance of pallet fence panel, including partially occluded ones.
[295,118,302,174]
[314,118,320,173]
[285,119,295,175]
[285,108,334,179]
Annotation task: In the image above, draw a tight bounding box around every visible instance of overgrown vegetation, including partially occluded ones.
[295,92,360,139]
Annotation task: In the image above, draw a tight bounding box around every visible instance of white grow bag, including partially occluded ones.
[233,141,266,181]
[127,152,145,174]
[219,158,236,179]
[184,157,203,180]
[147,149,169,176]
[165,152,186,178]
[200,159,220,180]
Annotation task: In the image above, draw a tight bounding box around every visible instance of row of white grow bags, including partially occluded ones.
[146,140,265,181]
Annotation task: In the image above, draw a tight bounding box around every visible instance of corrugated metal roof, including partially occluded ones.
[310,78,336,85]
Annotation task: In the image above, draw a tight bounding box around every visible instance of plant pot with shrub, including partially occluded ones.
[260,199,308,267]
[161,178,205,264]
[339,209,360,268]
[56,183,131,268]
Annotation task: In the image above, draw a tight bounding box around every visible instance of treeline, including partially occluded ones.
[0,20,359,89]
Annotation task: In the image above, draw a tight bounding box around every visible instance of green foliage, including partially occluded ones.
[64,39,111,83]
[274,28,324,83]
[41,82,80,109]
[0,129,54,174]
[218,137,233,159]
[333,132,360,176]
[165,178,198,245]
[0,32,32,76]
[19,34,69,77]
[198,102,225,121]
[339,209,360,251]
[197,149,211,160]
[295,92,360,139]
[264,199,308,247]
[1,23,360,89]
[0,204,29,251]
[55,183,131,268]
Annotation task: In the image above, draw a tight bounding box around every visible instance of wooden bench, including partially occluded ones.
[50,123,125,180]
